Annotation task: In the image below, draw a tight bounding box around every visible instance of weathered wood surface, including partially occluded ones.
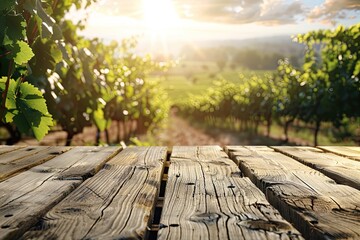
[0,146,120,240]
[0,146,25,156]
[23,146,167,240]
[0,146,70,181]
[0,146,48,164]
[158,146,302,240]
[273,146,360,190]
[226,146,360,240]
[318,146,360,161]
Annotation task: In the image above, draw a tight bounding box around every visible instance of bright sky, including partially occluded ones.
[70,0,360,53]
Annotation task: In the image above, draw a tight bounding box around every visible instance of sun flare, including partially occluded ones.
[142,0,179,32]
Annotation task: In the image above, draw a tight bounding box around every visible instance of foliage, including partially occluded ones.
[291,23,359,145]
[1,0,171,145]
[0,0,70,140]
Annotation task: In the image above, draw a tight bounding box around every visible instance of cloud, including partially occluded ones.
[174,0,304,25]
[90,0,359,26]
[259,0,304,25]
[308,0,360,23]
[93,0,305,25]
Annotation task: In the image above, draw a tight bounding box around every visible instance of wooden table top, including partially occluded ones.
[0,145,359,240]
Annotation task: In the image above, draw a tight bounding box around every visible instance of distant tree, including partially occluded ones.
[295,24,360,145]
[274,59,305,142]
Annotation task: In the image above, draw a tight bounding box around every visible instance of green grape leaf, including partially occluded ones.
[35,0,56,39]
[11,41,35,65]
[0,80,53,141]
[52,23,63,40]
[31,38,62,75]
[23,0,62,40]
[0,0,16,11]
[3,15,26,45]
[19,82,48,112]
[35,14,51,39]
[0,78,17,122]
[93,107,107,131]
[12,82,53,140]
[0,77,16,110]
[13,106,53,140]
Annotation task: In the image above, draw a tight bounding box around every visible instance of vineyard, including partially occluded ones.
[0,0,359,146]
[180,24,360,146]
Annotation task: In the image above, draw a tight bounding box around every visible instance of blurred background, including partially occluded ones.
[1,0,359,146]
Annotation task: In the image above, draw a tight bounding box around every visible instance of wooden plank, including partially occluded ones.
[158,146,303,240]
[0,146,120,240]
[226,146,360,240]
[0,146,25,156]
[273,146,360,190]
[318,146,360,161]
[22,146,167,240]
[0,146,70,181]
[0,146,49,164]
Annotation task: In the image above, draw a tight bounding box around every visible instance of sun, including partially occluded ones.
[142,0,179,32]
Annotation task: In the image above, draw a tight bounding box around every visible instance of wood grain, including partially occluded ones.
[158,146,302,240]
[0,146,25,156]
[0,146,120,240]
[0,146,70,181]
[273,146,360,190]
[318,146,360,161]
[22,146,167,240]
[226,146,360,240]
[0,146,49,164]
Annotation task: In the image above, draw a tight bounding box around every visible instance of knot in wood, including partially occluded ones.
[190,213,220,223]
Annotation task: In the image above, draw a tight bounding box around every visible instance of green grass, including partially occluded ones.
[150,60,272,104]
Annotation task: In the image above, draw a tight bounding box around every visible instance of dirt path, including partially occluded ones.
[155,109,238,146]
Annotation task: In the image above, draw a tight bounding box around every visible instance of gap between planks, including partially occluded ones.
[146,152,171,240]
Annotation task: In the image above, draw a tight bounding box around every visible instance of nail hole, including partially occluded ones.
[4,214,12,218]
[159,223,168,229]
[1,225,10,229]
[169,224,179,227]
